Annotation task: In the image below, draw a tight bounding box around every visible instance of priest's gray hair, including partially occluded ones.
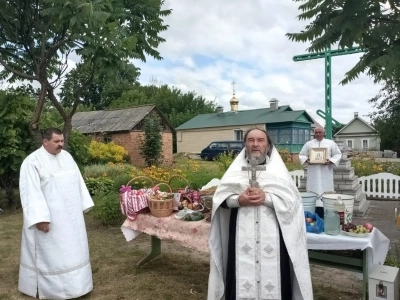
[244,127,274,164]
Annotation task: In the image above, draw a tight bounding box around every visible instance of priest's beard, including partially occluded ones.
[246,152,269,165]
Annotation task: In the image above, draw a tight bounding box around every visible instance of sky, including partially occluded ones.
[0,0,382,127]
[132,0,382,126]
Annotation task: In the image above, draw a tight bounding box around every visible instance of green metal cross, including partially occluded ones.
[293,46,364,139]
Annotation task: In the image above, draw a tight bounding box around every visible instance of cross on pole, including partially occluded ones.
[231,80,236,95]
[293,47,364,139]
[242,157,266,188]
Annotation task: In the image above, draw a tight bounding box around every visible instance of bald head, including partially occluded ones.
[314,127,325,141]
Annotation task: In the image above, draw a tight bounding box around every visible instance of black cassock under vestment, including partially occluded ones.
[221,206,293,300]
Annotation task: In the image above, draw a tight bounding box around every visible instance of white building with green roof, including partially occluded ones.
[176,98,314,154]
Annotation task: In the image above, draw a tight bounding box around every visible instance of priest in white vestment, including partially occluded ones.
[208,128,313,300]
[299,127,342,218]
[18,128,94,299]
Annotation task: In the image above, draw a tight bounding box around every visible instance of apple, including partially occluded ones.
[363,222,374,232]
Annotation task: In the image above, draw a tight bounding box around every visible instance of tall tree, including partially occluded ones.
[0,0,171,146]
[287,0,400,84]
[140,115,163,166]
[61,62,140,110]
[110,84,218,127]
[369,79,400,150]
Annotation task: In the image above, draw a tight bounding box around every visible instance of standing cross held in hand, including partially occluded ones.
[242,157,266,188]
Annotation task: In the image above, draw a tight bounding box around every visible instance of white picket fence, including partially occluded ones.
[358,172,400,200]
[289,170,304,188]
[289,170,400,200]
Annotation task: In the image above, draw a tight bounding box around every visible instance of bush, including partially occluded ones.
[215,151,235,173]
[85,177,115,196]
[88,140,129,164]
[68,130,90,168]
[84,163,132,178]
[91,192,124,226]
[139,115,163,166]
[277,148,292,163]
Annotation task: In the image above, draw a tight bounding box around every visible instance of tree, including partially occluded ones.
[332,123,345,136]
[0,0,171,147]
[110,84,217,127]
[0,90,36,207]
[61,62,140,110]
[140,115,163,166]
[368,78,400,150]
[287,0,400,84]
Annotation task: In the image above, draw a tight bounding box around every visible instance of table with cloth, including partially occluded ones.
[121,212,390,300]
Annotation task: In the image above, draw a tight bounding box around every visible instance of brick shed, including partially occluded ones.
[71,105,175,166]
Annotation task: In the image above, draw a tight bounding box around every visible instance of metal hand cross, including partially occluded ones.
[242,158,266,188]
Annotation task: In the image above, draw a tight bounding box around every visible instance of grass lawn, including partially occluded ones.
[0,210,362,300]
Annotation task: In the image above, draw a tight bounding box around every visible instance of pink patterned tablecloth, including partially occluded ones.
[121,212,211,253]
[121,213,390,271]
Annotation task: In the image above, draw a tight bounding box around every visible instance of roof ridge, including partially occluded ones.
[103,104,156,111]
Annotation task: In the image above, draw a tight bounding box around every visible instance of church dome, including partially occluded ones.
[230,95,239,104]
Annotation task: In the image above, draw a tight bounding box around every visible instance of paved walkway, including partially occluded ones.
[353,199,400,255]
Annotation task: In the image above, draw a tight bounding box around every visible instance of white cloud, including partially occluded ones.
[134,0,381,126]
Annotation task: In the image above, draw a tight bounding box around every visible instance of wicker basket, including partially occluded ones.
[168,175,190,193]
[126,176,155,188]
[149,182,174,218]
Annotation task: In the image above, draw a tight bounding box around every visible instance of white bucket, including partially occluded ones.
[300,192,318,213]
[322,194,355,224]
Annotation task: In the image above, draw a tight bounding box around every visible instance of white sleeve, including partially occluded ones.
[263,193,274,208]
[299,142,310,165]
[226,194,241,208]
[19,159,51,228]
[329,141,342,166]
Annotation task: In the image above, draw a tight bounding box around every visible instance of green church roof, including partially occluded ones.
[176,106,313,130]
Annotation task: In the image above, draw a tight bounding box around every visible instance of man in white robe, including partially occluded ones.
[299,127,342,218]
[18,128,94,299]
[208,128,313,300]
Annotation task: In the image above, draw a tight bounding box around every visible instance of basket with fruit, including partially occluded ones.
[148,183,175,218]
[342,222,374,237]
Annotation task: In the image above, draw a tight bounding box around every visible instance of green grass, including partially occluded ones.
[0,211,367,300]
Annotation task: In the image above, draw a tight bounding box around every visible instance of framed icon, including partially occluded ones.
[376,281,387,299]
[309,148,327,164]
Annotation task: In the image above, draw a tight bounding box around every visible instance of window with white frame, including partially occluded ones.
[362,139,369,149]
[346,139,353,148]
[234,129,243,141]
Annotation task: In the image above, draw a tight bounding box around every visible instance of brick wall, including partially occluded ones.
[112,131,173,166]
[89,131,173,166]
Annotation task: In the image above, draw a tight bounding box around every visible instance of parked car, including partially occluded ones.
[200,140,244,161]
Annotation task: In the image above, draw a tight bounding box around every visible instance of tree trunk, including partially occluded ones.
[30,83,48,147]
[6,186,15,209]
[63,117,72,150]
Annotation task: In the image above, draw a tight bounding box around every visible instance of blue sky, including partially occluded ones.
[132,0,382,126]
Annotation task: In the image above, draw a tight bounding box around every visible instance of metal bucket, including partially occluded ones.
[322,194,354,224]
[300,192,318,213]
